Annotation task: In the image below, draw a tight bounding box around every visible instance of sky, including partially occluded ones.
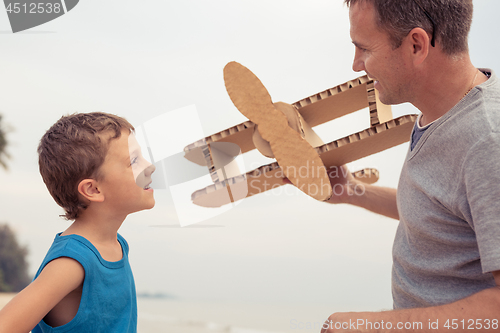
[1,0,499,313]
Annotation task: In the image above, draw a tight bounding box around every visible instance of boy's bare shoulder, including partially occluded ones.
[27,256,84,309]
[0,257,84,333]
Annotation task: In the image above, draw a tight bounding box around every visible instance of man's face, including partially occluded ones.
[349,1,414,105]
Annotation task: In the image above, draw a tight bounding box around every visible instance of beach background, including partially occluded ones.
[0,293,376,332]
[1,0,499,332]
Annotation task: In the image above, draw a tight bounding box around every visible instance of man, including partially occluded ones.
[320,0,500,332]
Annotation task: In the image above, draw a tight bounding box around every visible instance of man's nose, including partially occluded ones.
[352,49,365,72]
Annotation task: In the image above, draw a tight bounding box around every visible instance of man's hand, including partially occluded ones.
[284,164,399,219]
[321,312,373,333]
[324,165,359,204]
[283,165,362,204]
[320,273,500,333]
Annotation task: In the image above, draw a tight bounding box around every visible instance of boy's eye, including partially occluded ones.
[130,157,138,165]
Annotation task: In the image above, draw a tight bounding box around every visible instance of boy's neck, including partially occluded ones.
[63,208,126,244]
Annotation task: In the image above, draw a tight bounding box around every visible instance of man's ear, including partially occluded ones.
[407,27,430,66]
[77,179,105,203]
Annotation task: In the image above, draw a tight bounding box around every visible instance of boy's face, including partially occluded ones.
[128,133,155,191]
[97,130,156,215]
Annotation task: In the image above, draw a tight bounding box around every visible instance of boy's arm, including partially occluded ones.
[0,257,84,333]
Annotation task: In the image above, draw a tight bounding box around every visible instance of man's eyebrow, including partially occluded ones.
[351,40,367,49]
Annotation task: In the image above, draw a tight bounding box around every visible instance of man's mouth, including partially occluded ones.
[366,73,377,82]
[370,76,380,86]
[144,182,152,190]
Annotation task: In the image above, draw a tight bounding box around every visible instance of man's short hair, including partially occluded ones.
[38,112,134,220]
[344,0,473,55]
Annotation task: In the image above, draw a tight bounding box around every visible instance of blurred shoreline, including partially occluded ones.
[136,298,340,333]
[2,293,334,333]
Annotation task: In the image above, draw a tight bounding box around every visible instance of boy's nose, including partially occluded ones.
[145,163,156,177]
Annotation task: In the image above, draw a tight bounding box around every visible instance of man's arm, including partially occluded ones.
[324,165,399,220]
[321,270,500,333]
[330,181,399,220]
[0,257,84,333]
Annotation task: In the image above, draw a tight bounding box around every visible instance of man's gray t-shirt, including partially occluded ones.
[393,69,500,309]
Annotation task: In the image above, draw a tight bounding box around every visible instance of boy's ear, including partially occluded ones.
[77,179,105,203]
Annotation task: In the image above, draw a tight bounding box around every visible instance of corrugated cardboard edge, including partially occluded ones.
[368,81,393,126]
[223,61,332,201]
[191,165,381,208]
[253,102,324,158]
[316,114,415,166]
[184,75,379,161]
[291,75,375,127]
[191,114,417,207]
[184,121,255,163]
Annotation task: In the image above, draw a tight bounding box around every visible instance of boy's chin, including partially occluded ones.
[145,198,156,210]
[128,199,155,215]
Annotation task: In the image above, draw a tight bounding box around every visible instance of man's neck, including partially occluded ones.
[412,53,486,126]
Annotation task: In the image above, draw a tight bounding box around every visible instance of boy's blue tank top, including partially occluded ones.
[32,233,137,333]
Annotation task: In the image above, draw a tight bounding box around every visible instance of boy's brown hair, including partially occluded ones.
[38,112,134,220]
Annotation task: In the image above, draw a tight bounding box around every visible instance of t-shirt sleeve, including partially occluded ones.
[462,131,500,273]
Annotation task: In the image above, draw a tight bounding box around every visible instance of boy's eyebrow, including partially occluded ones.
[126,151,136,162]
[126,149,141,162]
[128,148,140,156]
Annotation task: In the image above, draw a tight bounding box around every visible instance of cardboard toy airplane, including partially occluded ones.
[184,62,417,207]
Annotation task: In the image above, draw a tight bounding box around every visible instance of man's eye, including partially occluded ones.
[130,157,138,165]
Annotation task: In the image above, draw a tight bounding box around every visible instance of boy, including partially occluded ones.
[0,112,155,332]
